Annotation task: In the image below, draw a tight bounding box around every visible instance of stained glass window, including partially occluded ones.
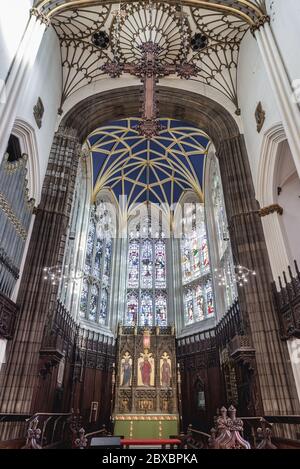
[126,292,138,325]
[126,219,167,326]
[154,241,166,289]
[195,285,205,322]
[141,240,153,289]
[205,280,215,316]
[181,202,214,325]
[99,288,108,325]
[155,293,167,326]
[184,288,194,325]
[79,278,88,318]
[79,199,113,325]
[211,159,237,313]
[128,241,139,288]
[212,178,228,260]
[183,281,214,325]
[89,284,98,321]
[182,239,193,284]
[141,292,154,326]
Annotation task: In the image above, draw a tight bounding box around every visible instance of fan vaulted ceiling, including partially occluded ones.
[33,1,267,113]
[88,118,209,208]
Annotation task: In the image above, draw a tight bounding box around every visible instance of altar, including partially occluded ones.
[112,326,180,439]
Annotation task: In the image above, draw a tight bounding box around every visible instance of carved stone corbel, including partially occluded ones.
[259,204,283,217]
[255,101,266,133]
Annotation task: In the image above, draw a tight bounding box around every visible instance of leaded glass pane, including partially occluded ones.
[93,238,103,277]
[182,238,192,284]
[194,284,205,322]
[154,240,166,289]
[85,218,95,275]
[79,277,88,318]
[99,288,108,325]
[128,241,139,289]
[140,292,154,326]
[205,280,214,316]
[200,232,210,274]
[184,288,194,325]
[141,239,153,289]
[103,238,112,286]
[155,293,167,326]
[181,202,214,325]
[126,292,138,326]
[126,220,168,326]
[79,200,113,326]
[89,284,98,321]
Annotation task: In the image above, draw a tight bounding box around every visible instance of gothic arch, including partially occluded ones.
[11,118,40,203]
[60,86,240,148]
[49,85,296,416]
[3,86,299,422]
[256,123,299,279]
[257,123,287,207]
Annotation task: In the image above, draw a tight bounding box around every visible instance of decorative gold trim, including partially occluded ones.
[0,192,28,241]
[114,414,178,421]
[250,14,271,34]
[259,204,283,218]
[35,1,267,27]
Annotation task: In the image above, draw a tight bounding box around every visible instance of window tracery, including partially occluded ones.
[126,218,167,326]
[181,202,214,325]
[79,199,113,326]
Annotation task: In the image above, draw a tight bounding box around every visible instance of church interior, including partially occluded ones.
[1,0,300,450]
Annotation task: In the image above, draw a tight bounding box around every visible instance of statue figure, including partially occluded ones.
[161,357,171,387]
[121,357,132,386]
[140,356,152,386]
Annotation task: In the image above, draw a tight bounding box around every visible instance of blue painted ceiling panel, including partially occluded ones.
[88,118,209,207]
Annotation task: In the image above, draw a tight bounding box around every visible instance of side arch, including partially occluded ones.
[12,118,41,203]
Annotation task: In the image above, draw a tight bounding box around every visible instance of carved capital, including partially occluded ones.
[30,8,51,27]
[80,148,90,160]
[251,15,271,35]
[259,204,283,217]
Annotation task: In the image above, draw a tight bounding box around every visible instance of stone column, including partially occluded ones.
[0,127,81,421]
[0,9,48,160]
[217,134,300,416]
[254,21,300,178]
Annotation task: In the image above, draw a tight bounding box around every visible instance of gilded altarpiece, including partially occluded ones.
[113,326,179,438]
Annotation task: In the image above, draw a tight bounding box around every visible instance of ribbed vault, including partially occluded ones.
[88,118,209,208]
[33,1,268,113]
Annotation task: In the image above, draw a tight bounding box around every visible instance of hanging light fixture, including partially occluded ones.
[42,265,84,286]
[214,264,256,288]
